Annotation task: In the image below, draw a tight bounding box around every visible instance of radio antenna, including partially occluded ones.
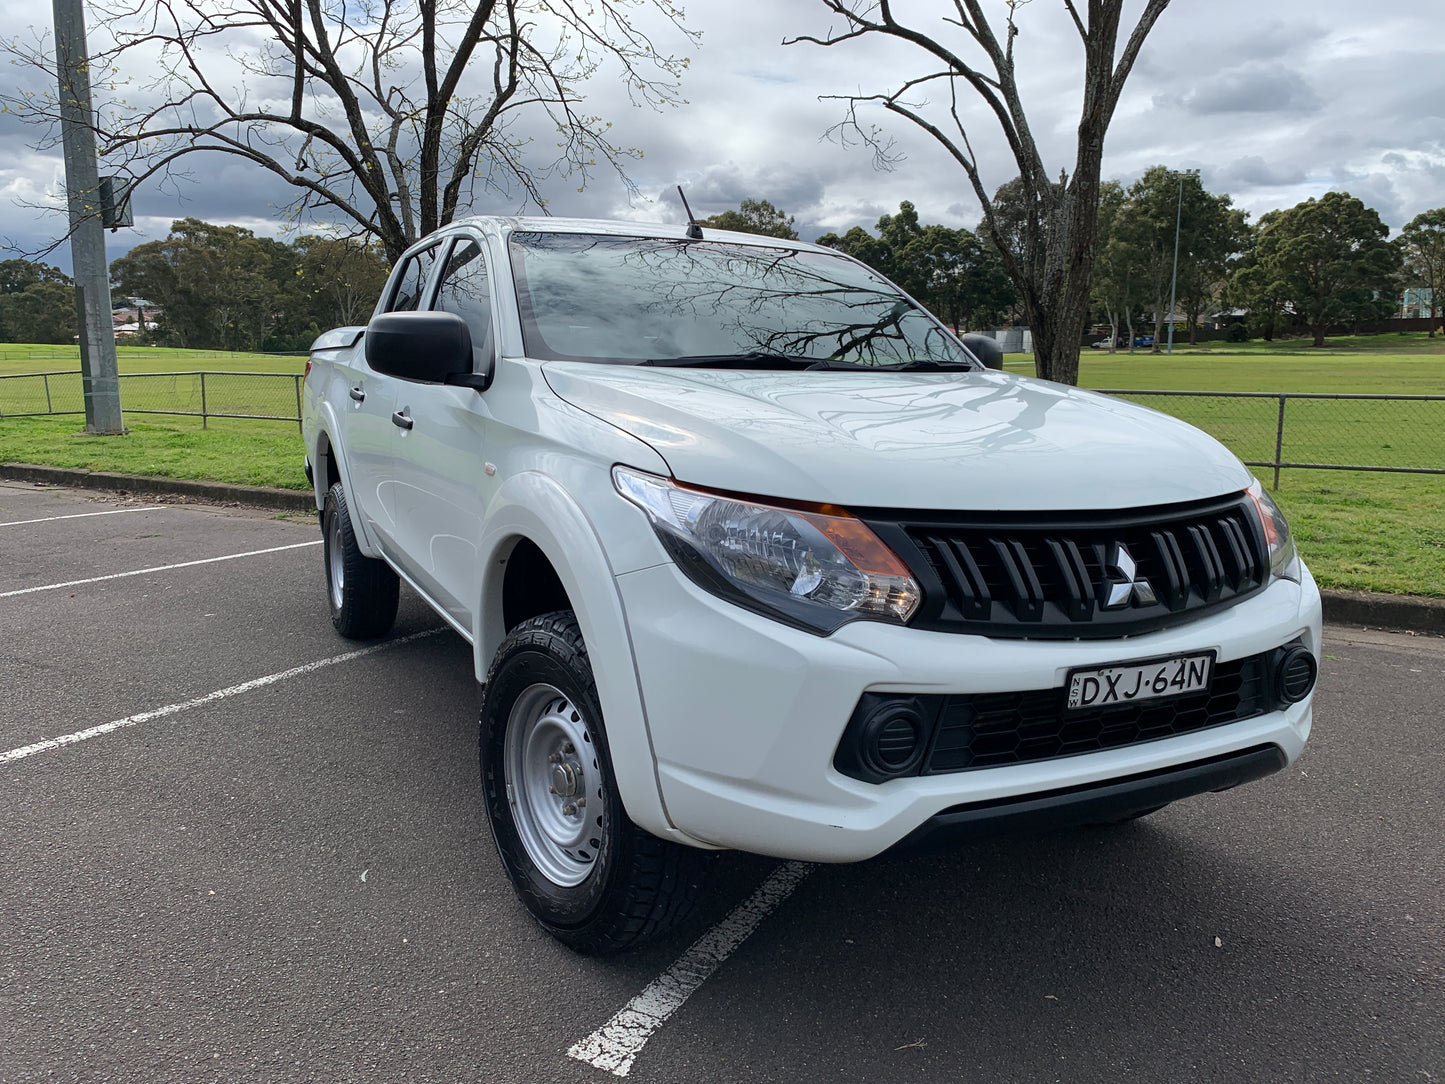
[676,186,703,240]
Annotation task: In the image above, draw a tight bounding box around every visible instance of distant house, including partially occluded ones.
[1211,307,1249,328]
[113,320,159,339]
[111,297,161,338]
[1401,287,1435,319]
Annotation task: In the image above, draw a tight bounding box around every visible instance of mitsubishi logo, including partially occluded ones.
[1099,543,1157,609]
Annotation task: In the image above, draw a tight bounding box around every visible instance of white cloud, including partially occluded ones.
[1171,65,1323,116]
[3,0,1443,272]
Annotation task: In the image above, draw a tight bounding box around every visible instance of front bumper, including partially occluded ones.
[896,743,1286,848]
[615,561,1321,862]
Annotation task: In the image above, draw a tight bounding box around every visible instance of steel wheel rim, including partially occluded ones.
[504,682,604,888]
[327,511,345,612]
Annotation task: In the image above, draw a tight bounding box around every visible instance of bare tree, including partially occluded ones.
[3,0,695,262]
[786,0,1170,385]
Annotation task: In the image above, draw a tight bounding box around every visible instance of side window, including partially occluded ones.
[386,244,440,312]
[433,237,494,369]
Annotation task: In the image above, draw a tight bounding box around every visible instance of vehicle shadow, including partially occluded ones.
[649,809,1441,1083]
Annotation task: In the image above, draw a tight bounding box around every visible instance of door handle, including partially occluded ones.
[349,387,365,402]
[391,409,413,430]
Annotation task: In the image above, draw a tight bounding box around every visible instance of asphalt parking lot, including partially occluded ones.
[2,480,1442,1084]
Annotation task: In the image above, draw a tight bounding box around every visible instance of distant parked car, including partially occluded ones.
[1090,334,1156,350]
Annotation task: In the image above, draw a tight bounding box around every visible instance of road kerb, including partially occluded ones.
[1,462,314,512]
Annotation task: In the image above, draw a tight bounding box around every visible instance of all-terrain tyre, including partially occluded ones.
[321,481,399,639]
[479,610,706,954]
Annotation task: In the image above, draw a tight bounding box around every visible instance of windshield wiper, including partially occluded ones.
[639,352,816,369]
[886,359,979,372]
[636,353,977,373]
[807,358,977,372]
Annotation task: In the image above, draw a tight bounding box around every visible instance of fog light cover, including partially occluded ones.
[859,701,927,777]
[1275,644,1318,704]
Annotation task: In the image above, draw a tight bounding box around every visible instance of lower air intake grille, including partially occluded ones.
[926,654,1271,774]
[833,651,1284,784]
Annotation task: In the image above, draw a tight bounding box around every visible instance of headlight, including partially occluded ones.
[1246,479,1301,583]
[613,466,921,634]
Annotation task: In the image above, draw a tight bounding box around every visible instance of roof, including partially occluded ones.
[442,215,830,254]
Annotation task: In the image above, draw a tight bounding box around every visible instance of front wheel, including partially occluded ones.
[321,481,399,639]
[479,611,704,954]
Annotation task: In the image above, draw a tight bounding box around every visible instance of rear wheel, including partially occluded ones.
[321,481,399,639]
[480,610,704,954]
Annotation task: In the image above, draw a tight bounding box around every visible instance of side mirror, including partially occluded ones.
[365,311,479,385]
[961,333,1005,371]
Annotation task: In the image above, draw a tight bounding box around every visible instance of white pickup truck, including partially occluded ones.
[302,216,1321,954]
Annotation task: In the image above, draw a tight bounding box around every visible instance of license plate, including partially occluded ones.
[1066,652,1215,711]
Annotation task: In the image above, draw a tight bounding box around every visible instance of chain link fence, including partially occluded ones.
[3,372,1442,484]
[0,370,304,430]
[1102,390,1445,486]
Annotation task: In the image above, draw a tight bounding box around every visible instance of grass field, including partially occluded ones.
[0,343,301,376]
[2,334,1442,597]
[1002,331,1445,393]
[1271,473,1444,599]
[0,413,304,490]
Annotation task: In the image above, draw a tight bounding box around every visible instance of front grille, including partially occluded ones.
[865,494,1268,638]
[924,654,1271,773]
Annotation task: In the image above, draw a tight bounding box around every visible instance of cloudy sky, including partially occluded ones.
[2,0,1442,269]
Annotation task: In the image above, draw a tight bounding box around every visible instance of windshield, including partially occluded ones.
[507,232,979,369]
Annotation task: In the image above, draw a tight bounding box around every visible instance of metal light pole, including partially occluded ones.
[1166,171,1184,357]
[53,0,123,433]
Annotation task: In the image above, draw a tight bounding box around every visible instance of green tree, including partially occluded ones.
[1175,199,1249,346]
[789,0,1172,385]
[0,258,70,295]
[1089,181,1137,353]
[0,282,77,344]
[1397,208,1445,336]
[1249,193,1401,347]
[291,236,392,334]
[818,201,1016,331]
[1226,215,1288,341]
[814,225,894,279]
[1116,168,1247,352]
[699,199,800,240]
[823,200,922,291]
[111,219,295,351]
[0,259,73,343]
[900,225,1016,332]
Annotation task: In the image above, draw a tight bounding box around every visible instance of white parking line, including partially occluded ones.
[0,629,444,765]
[568,861,815,1077]
[0,506,164,527]
[0,540,322,598]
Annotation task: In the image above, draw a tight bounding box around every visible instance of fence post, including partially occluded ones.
[1273,395,1286,490]
[294,374,303,433]
[200,371,208,430]
[44,374,53,414]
